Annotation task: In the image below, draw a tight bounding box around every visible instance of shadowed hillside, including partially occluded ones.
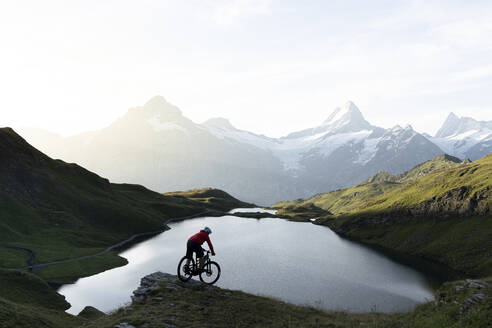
[0,127,255,327]
[0,127,248,283]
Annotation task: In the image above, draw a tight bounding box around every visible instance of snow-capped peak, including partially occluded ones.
[203,118,236,130]
[430,112,492,160]
[435,112,461,138]
[435,112,492,139]
[447,112,459,120]
[284,101,372,139]
[320,101,371,133]
[322,101,362,126]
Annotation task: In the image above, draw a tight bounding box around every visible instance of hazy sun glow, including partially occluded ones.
[1,0,491,137]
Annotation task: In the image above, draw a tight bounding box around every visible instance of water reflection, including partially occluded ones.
[59,213,437,315]
[228,207,277,214]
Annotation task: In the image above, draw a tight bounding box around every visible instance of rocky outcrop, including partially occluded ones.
[335,185,490,235]
[452,279,489,314]
[407,186,490,217]
[120,272,214,328]
[131,272,212,304]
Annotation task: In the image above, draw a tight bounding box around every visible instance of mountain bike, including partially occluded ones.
[177,249,221,285]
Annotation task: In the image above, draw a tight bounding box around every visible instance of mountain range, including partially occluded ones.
[2,113,492,328]
[426,112,492,160]
[18,96,491,205]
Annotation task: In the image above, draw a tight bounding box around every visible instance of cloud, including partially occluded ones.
[1,1,491,138]
[206,0,273,25]
[451,64,492,82]
[429,17,492,47]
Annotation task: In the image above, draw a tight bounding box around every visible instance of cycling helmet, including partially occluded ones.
[204,226,212,234]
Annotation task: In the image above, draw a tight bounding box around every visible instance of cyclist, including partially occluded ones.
[184,226,215,273]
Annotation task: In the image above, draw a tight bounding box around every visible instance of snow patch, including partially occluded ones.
[317,130,372,157]
[354,137,381,165]
[429,127,492,159]
[205,119,376,171]
[449,129,480,140]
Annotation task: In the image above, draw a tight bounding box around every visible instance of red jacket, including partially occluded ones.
[189,230,215,254]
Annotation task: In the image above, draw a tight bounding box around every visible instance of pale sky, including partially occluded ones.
[1,0,491,137]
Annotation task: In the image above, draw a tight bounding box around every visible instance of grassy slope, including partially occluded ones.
[2,127,489,327]
[329,215,492,276]
[0,270,84,328]
[0,128,248,283]
[342,154,491,215]
[80,278,377,328]
[2,270,489,328]
[164,188,255,212]
[387,277,492,328]
[37,253,129,284]
[0,129,203,260]
[0,270,69,311]
[0,248,29,268]
[274,154,466,215]
[81,275,492,328]
[277,153,491,276]
[275,203,332,222]
[0,127,255,327]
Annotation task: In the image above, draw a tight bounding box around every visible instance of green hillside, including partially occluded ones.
[0,128,248,283]
[0,269,84,328]
[2,127,490,327]
[164,188,254,212]
[274,154,468,216]
[0,127,255,327]
[276,153,492,276]
[340,153,489,216]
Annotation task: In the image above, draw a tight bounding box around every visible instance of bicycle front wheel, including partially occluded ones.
[177,256,194,282]
[199,261,221,285]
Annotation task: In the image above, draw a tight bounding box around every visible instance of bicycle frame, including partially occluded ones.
[191,249,211,275]
[178,248,220,284]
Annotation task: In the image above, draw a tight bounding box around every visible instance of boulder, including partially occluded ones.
[465,279,489,289]
[131,271,205,304]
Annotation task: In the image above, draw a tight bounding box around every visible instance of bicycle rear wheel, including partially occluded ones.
[177,256,194,282]
[199,261,221,285]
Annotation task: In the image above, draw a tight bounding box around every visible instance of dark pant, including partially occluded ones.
[186,240,203,259]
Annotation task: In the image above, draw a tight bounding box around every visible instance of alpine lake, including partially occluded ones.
[58,209,452,315]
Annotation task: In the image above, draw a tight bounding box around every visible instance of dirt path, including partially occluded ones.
[0,243,37,272]
[3,210,211,271]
